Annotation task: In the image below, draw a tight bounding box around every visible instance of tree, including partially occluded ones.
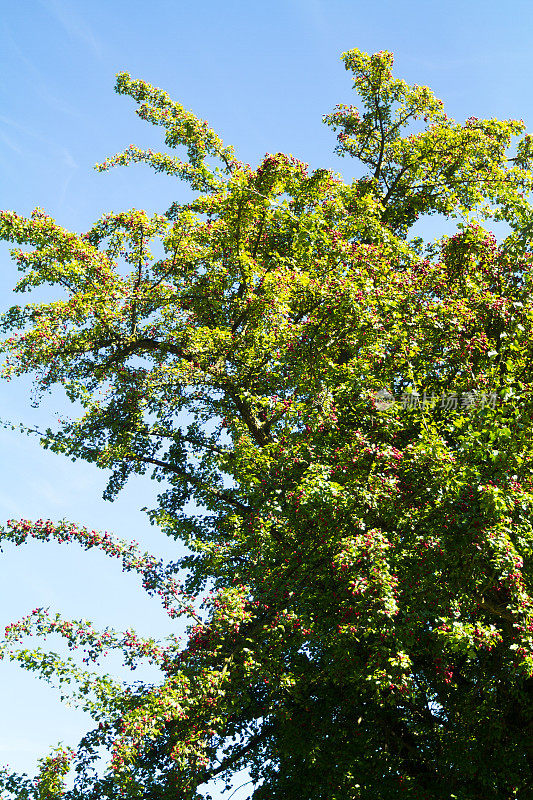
[1,47,533,798]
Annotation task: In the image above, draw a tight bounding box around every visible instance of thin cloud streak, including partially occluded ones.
[295,0,329,32]
[39,0,103,59]
[1,26,87,120]
[0,129,24,156]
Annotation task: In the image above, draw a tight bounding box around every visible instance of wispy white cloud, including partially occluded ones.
[62,148,77,170]
[55,150,79,208]
[0,129,24,156]
[0,116,78,165]
[0,114,46,161]
[1,26,85,120]
[0,490,24,516]
[28,478,67,507]
[0,116,78,205]
[39,0,102,59]
[295,0,328,31]
[290,0,334,60]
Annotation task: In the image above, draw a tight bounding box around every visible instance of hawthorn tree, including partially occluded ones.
[2,48,533,799]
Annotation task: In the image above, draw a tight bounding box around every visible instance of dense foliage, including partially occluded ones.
[2,48,533,798]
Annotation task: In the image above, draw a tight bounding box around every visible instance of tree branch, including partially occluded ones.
[196,726,272,786]
[136,454,251,513]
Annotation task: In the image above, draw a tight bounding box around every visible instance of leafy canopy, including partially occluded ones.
[2,48,533,799]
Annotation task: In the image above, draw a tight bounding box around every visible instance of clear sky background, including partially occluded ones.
[1,0,532,796]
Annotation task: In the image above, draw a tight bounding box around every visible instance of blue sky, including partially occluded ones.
[1,0,532,795]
